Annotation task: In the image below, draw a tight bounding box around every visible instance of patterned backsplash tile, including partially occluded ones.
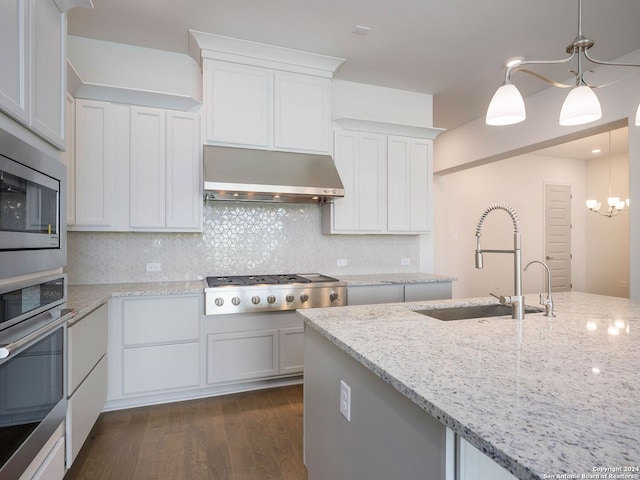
[66,202,420,285]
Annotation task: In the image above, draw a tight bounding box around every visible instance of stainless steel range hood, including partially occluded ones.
[203,145,344,204]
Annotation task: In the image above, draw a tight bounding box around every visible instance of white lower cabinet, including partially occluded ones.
[204,311,304,386]
[456,435,517,480]
[347,282,452,306]
[206,329,279,384]
[18,423,65,480]
[279,326,304,375]
[108,294,202,403]
[66,303,108,467]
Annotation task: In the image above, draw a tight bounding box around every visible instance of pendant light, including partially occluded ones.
[486,0,640,127]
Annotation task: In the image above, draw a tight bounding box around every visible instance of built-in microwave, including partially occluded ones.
[0,128,66,279]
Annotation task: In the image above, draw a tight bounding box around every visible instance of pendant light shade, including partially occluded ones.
[559,85,602,126]
[486,84,526,126]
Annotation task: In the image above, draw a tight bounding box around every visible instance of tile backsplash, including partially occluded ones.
[66,202,420,285]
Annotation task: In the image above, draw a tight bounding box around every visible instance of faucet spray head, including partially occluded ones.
[475,235,483,269]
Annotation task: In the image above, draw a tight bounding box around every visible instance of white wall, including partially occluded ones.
[434,154,586,299]
[585,153,630,297]
[434,48,640,299]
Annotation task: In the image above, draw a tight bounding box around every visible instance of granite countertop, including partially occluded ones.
[338,273,457,286]
[66,280,203,321]
[298,292,640,480]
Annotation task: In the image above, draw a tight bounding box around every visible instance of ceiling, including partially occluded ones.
[533,126,628,161]
[67,0,640,130]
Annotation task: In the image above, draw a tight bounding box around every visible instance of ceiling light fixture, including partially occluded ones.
[586,131,629,218]
[486,0,640,127]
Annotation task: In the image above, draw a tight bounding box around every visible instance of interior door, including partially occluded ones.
[544,184,572,291]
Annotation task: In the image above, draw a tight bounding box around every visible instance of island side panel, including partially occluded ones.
[304,326,447,480]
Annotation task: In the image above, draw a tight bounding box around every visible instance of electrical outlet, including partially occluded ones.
[337,258,348,267]
[401,258,410,266]
[339,380,351,422]
[146,262,161,272]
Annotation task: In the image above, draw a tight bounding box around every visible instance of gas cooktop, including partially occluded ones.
[203,273,346,315]
[205,273,339,288]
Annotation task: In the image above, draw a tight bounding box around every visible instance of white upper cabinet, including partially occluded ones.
[192,32,343,155]
[62,92,75,225]
[0,0,67,149]
[324,121,439,235]
[324,129,387,233]
[129,107,167,228]
[165,111,202,230]
[30,0,65,147]
[204,60,271,148]
[387,136,432,233]
[273,71,330,153]
[203,60,330,153]
[73,99,116,228]
[130,107,202,231]
[72,99,202,232]
[0,0,30,123]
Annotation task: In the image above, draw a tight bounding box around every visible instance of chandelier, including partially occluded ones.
[586,131,629,218]
[486,0,640,127]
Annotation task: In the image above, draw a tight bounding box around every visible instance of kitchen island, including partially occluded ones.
[299,292,639,480]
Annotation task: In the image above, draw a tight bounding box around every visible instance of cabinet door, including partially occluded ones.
[63,92,75,225]
[387,136,432,233]
[328,130,387,233]
[74,99,114,226]
[31,437,65,480]
[207,329,279,384]
[457,436,517,480]
[67,304,108,395]
[30,0,65,148]
[404,283,452,302]
[129,106,166,228]
[67,356,107,467]
[279,326,304,375]
[204,60,270,148]
[166,111,202,230]
[274,71,330,153]
[0,0,29,123]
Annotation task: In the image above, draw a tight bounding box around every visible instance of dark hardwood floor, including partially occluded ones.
[64,385,307,480]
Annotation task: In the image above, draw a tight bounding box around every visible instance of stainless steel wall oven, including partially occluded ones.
[0,128,66,279]
[0,274,68,479]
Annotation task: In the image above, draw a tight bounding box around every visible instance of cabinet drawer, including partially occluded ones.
[123,343,200,395]
[207,329,278,384]
[347,285,404,306]
[404,283,452,302]
[122,295,200,346]
[68,303,108,395]
[67,355,107,466]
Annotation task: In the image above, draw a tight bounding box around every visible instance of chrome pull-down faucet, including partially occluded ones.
[475,203,524,320]
[524,260,555,317]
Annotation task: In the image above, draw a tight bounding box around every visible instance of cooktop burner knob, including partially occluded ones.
[329,291,339,301]
[300,293,310,303]
[214,297,224,307]
[286,294,295,303]
[231,297,241,306]
[267,295,276,304]
[251,296,261,305]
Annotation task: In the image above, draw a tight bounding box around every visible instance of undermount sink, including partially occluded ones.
[415,304,544,321]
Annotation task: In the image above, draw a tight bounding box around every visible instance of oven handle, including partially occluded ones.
[0,314,68,360]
